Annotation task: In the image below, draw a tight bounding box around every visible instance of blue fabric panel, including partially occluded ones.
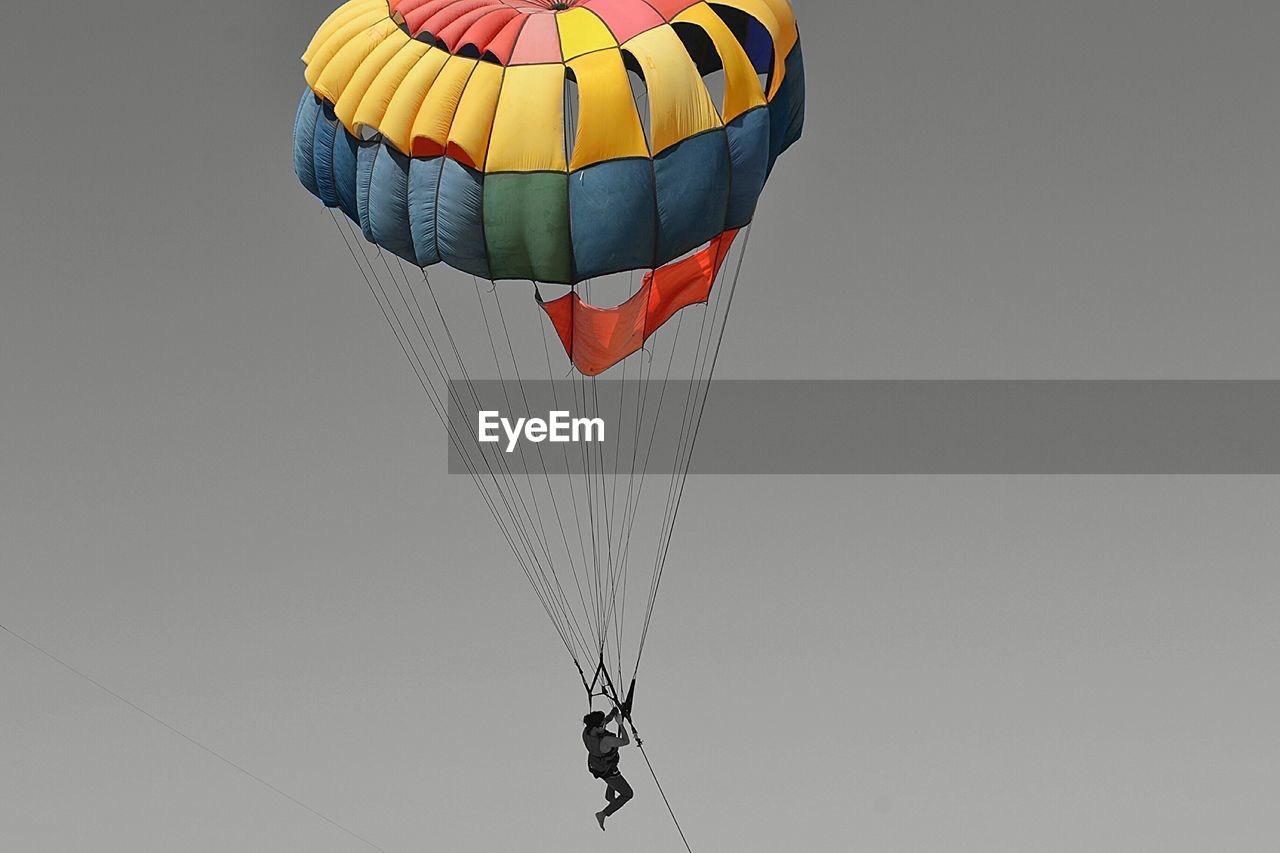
[293,91,320,199]
[436,159,490,278]
[355,143,379,241]
[311,110,339,208]
[366,147,417,264]
[407,156,444,267]
[744,16,773,74]
[724,107,770,228]
[569,158,657,279]
[653,130,731,263]
[768,42,805,169]
[332,130,362,224]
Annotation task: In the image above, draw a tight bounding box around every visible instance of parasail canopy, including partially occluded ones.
[294,0,804,287]
[292,0,804,709]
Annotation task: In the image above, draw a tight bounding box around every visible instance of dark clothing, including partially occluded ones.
[600,772,633,817]
[583,728,621,779]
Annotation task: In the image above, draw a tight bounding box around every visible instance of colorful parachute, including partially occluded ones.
[293,0,802,711]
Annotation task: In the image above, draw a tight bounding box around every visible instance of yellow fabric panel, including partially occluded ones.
[557,7,617,61]
[410,55,478,156]
[302,0,384,65]
[673,4,766,121]
[622,26,721,154]
[349,40,431,139]
[567,49,649,170]
[376,48,450,152]
[303,9,393,91]
[486,64,567,173]
[446,62,504,168]
[704,0,793,97]
[334,31,413,131]
[309,18,402,104]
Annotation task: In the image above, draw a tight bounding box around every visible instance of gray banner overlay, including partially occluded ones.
[445,380,1280,474]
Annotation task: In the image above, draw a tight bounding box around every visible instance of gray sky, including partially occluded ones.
[3,1,1280,851]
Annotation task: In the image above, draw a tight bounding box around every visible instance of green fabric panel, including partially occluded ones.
[483,172,573,283]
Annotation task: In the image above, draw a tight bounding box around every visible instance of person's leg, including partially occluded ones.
[601,774,633,816]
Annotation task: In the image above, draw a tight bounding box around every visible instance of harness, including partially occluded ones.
[583,729,620,779]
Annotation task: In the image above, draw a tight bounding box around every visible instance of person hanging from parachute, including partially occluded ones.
[583,705,633,829]
[293,0,803,843]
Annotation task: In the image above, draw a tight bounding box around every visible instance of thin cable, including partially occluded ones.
[637,740,694,853]
[0,621,390,853]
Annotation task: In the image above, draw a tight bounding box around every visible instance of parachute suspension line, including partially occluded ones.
[611,269,646,675]
[598,288,691,680]
[410,263,592,664]
[590,365,614,654]
[569,294,604,655]
[594,265,694,682]
[0,620,392,853]
[473,276,556,569]
[414,269,589,663]
[469,274,596,665]
[602,347,633,682]
[490,281,599,661]
[536,289,620,676]
[329,210,580,666]
[537,297,596,628]
[634,226,753,678]
[368,244,580,665]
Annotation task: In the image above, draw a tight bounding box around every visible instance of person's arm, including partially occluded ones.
[600,720,631,749]
[605,706,618,723]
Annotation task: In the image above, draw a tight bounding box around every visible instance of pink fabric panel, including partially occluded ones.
[509,12,562,64]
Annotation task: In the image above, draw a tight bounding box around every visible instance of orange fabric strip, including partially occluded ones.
[539,230,738,376]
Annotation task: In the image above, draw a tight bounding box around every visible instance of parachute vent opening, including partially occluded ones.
[413,30,441,48]
[709,3,774,93]
[620,50,652,152]
[673,22,727,120]
[563,68,581,165]
[572,269,644,313]
[672,22,723,78]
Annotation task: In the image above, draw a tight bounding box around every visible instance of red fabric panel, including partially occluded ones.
[641,0,701,21]
[391,0,436,26]
[582,0,664,42]
[455,8,521,54]
[540,286,576,357]
[539,230,738,376]
[423,0,492,36]
[404,0,470,36]
[485,14,529,63]
[436,7,500,49]
[646,228,736,331]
